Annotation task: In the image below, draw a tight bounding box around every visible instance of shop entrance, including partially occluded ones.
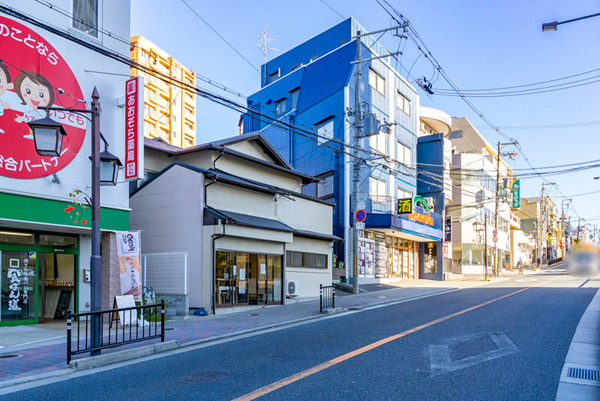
[38,253,76,323]
[215,251,282,307]
[0,230,78,326]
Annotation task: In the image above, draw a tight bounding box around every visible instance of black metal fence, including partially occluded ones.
[67,300,164,364]
[320,284,335,313]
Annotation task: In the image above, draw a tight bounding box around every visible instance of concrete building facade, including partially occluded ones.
[130,35,197,148]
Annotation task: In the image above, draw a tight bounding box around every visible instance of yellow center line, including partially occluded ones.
[233,278,556,401]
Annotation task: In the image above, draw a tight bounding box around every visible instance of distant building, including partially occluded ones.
[242,18,443,282]
[448,117,519,274]
[130,35,197,148]
[416,107,453,278]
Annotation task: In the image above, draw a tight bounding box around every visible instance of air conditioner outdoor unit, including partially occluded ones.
[286,280,299,297]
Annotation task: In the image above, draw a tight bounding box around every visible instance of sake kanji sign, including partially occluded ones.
[0,16,86,179]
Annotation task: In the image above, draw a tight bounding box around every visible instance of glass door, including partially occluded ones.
[1,250,37,324]
[267,255,282,304]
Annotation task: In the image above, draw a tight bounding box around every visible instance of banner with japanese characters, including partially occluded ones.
[0,16,87,179]
[116,231,142,302]
[124,76,144,180]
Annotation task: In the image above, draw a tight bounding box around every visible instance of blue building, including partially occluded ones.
[243,18,443,281]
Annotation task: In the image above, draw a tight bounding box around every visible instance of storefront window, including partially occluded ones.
[39,234,77,248]
[0,231,35,245]
[1,250,36,322]
[216,251,282,307]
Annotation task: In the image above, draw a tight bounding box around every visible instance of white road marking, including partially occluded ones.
[429,332,519,377]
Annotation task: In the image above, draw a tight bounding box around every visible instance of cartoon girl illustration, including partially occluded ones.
[13,70,55,135]
[0,61,15,134]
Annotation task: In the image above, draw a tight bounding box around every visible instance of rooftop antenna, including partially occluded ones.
[255,24,279,86]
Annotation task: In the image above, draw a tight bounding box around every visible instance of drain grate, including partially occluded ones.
[567,367,600,381]
[0,354,23,360]
[248,313,262,316]
[348,307,362,311]
[179,372,227,384]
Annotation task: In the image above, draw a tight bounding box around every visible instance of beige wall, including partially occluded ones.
[286,236,333,298]
[129,165,204,307]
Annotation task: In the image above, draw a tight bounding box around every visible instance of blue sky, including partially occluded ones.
[131,0,600,230]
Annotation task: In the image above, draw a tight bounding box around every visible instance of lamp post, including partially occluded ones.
[542,12,600,32]
[27,87,121,356]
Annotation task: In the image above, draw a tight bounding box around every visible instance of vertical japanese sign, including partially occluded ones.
[116,231,142,301]
[512,179,521,210]
[0,16,86,179]
[124,76,144,180]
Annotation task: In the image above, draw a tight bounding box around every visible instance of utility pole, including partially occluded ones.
[351,30,362,295]
[493,141,518,278]
[494,143,501,278]
[350,25,405,294]
[484,213,488,280]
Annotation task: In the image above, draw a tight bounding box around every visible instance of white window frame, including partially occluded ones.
[368,68,386,96]
[316,173,334,198]
[398,142,412,166]
[317,119,334,146]
[275,99,286,116]
[369,177,387,204]
[290,88,300,110]
[370,132,387,154]
[397,91,411,116]
[70,0,102,41]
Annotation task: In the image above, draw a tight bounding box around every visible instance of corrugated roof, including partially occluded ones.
[207,208,294,233]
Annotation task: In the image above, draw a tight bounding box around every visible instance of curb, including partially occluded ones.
[69,340,179,371]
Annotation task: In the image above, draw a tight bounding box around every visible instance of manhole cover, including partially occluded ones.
[179,372,227,384]
[248,313,262,316]
[0,354,23,359]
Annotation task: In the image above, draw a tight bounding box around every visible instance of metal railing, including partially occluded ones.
[320,284,335,313]
[67,300,165,364]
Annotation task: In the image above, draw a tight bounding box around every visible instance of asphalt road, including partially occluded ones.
[3,270,597,401]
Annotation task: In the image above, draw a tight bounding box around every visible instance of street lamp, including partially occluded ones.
[27,87,120,356]
[542,12,600,32]
[27,116,68,157]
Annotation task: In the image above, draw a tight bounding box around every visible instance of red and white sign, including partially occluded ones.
[124,76,144,180]
[442,242,451,259]
[0,16,86,179]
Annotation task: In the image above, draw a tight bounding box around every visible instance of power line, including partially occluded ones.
[179,0,260,74]
[477,120,600,130]
[319,0,345,20]
[32,0,248,99]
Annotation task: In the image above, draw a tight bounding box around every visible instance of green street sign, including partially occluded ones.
[512,179,521,209]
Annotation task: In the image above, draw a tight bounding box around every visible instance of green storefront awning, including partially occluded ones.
[0,192,129,231]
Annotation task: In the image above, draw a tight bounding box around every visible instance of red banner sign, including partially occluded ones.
[124,77,142,180]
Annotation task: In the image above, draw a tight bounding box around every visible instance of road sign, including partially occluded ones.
[492,229,498,236]
[492,236,498,243]
[355,209,367,223]
[356,222,365,230]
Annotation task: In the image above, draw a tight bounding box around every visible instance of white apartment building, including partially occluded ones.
[448,117,517,275]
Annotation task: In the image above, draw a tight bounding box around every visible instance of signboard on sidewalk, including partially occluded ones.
[116,231,142,301]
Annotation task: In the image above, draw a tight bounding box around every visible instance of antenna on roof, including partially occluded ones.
[255,24,280,86]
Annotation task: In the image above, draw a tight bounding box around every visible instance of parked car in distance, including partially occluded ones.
[565,251,600,277]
